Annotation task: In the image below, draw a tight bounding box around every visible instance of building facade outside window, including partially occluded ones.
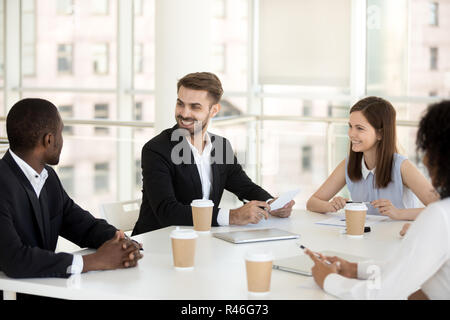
[91,0,109,15]
[59,165,75,196]
[302,145,312,172]
[93,43,109,75]
[94,103,109,134]
[59,105,74,135]
[94,162,110,193]
[57,44,73,74]
[430,47,438,70]
[134,43,144,74]
[22,0,36,77]
[429,2,439,26]
[56,0,74,15]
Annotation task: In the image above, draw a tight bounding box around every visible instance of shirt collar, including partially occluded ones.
[186,132,212,157]
[9,149,48,185]
[361,156,375,180]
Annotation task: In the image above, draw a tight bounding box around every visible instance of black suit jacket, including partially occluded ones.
[0,150,117,279]
[132,125,273,235]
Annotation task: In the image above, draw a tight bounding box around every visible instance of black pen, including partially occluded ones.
[299,245,331,265]
[343,227,371,233]
[346,201,371,205]
[258,205,270,219]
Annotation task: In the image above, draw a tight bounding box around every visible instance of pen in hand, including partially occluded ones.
[258,206,269,219]
[299,245,332,265]
[346,201,371,205]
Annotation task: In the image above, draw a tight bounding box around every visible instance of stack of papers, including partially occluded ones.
[315,213,389,228]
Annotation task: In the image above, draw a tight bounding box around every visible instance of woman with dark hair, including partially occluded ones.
[307,96,439,220]
[306,100,450,299]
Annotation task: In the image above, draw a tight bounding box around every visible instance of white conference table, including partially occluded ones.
[0,209,406,300]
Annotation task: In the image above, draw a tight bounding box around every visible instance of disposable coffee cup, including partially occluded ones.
[191,199,214,233]
[245,250,273,295]
[170,227,198,270]
[344,203,368,238]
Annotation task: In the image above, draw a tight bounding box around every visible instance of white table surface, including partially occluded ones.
[0,209,406,300]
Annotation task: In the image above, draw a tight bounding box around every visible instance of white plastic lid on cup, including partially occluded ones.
[344,202,368,211]
[191,199,214,207]
[245,250,273,262]
[170,227,198,239]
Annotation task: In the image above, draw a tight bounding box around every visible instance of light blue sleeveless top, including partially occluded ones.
[345,153,418,215]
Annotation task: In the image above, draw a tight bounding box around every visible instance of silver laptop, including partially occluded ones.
[273,250,368,276]
[212,228,299,244]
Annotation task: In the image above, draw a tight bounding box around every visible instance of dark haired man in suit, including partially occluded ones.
[0,98,143,285]
[133,72,295,235]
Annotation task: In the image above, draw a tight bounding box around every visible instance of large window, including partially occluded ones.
[256,0,450,207]
[0,0,4,101]
[5,0,130,218]
[22,0,118,89]
[212,0,248,95]
[22,0,36,77]
[1,0,448,216]
[367,0,449,101]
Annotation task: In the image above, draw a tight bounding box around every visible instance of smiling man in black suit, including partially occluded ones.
[132,72,295,235]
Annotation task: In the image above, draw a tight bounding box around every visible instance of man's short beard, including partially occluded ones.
[192,119,208,136]
[177,115,210,137]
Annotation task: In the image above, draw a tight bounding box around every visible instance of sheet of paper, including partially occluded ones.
[315,213,389,227]
[269,188,301,211]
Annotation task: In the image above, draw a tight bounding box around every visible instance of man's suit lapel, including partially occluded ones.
[210,135,221,202]
[169,126,203,199]
[39,186,51,249]
[3,151,47,245]
[186,148,203,199]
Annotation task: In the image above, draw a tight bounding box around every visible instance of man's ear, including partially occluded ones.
[42,132,53,148]
[210,103,221,118]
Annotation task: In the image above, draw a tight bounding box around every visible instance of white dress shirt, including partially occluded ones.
[9,150,83,275]
[10,150,48,197]
[323,197,450,299]
[186,133,230,225]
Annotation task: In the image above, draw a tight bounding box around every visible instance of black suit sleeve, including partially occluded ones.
[223,139,273,202]
[56,178,117,250]
[142,144,194,228]
[0,169,116,279]
[0,201,74,279]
